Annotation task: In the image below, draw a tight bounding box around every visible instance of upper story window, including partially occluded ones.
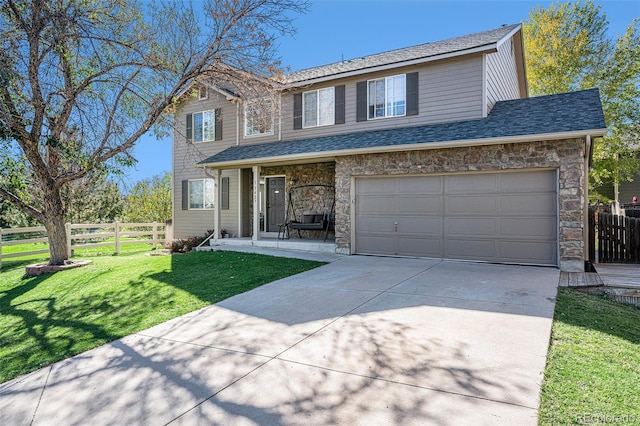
[294,85,345,130]
[368,74,406,119]
[303,87,335,128]
[193,111,216,142]
[244,100,274,137]
[356,72,418,122]
[186,109,221,143]
[188,178,215,210]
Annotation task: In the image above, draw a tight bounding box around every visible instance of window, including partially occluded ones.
[193,111,216,142]
[244,100,273,137]
[188,178,215,210]
[368,74,406,119]
[303,87,334,128]
[198,87,208,100]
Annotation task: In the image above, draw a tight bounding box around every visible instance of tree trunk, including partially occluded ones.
[42,189,69,266]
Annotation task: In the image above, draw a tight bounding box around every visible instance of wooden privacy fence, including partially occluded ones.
[594,211,640,263]
[0,222,166,268]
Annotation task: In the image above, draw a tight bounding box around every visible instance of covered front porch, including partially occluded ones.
[203,161,337,249]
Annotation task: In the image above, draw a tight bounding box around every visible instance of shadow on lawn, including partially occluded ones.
[0,254,177,382]
[556,288,640,344]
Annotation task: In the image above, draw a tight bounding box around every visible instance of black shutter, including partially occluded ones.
[221,177,229,210]
[186,114,192,143]
[334,85,345,124]
[214,108,222,140]
[406,72,419,116]
[356,81,367,122]
[182,180,189,210]
[293,93,302,129]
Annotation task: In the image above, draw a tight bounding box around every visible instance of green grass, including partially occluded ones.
[538,288,640,425]
[1,239,158,261]
[0,249,324,383]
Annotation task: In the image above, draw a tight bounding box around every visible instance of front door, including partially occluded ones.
[266,177,285,232]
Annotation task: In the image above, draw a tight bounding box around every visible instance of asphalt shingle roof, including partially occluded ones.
[283,24,520,84]
[199,89,607,167]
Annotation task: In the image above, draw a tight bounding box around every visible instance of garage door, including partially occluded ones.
[354,171,557,265]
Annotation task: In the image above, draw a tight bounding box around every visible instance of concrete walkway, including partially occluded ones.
[595,263,640,288]
[0,255,559,425]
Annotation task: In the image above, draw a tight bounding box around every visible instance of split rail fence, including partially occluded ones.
[590,207,640,263]
[0,222,166,268]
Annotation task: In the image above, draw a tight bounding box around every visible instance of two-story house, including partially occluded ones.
[172,23,607,272]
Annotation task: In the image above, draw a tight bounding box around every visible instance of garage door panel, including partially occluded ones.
[357,196,395,214]
[397,217,442,234]
[357,216,396,233]
[446,239,496,260]
[500,218,556,238]
[396,236,442,257]
[498,241,557,264]
[446,174,497,194]
[445,218,497,236]
[397,196,443,215]
[356,178,396,194]
[446,196,498,215]
[499,171,556,192]
[500,194,555,215]
[397,176,443,194]
[355,235,396,255]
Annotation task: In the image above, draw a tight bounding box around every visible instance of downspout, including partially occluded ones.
[236,102,240,146]
[583,135,592,268]
[278,93,282,141]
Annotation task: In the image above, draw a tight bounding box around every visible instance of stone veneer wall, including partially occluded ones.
[262,162,335,239]
[334,139,586,271]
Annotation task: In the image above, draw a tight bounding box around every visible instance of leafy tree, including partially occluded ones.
[1,168,124,227]
[0,0,306,265]
[123,172,171,224]
[524,1,640,202]
[61,171,124,224]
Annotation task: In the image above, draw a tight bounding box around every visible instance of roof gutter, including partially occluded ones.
[197,128,608,169]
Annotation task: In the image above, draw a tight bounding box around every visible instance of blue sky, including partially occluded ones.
[124,0,638,187]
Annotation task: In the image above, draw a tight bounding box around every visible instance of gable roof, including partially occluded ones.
[198,89,607,169]
[283,23,522,86]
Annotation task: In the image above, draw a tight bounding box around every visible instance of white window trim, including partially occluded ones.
[244,100,274,138]
[302,87,335,128]
[367,74,407,120]
[188,178,215,210]
[193,110,216,143]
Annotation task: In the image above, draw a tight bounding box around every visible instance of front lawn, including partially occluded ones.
[0,249,324,383]
[538,287,640,425]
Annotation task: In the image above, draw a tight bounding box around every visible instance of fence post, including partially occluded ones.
[114,221,120,255]
[588,207,595,263]
[66,223,72,258]
[152,222,158,249]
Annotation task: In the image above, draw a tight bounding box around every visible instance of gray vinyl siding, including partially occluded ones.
[486,38,521,112]
[172,90,241,239]
[172,169,240,239]
[279,56,484,140]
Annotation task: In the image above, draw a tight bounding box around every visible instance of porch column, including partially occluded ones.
[213,168,222,241]
[252,165,261,241]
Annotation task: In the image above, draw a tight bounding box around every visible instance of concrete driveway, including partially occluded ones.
[0,255,559,425]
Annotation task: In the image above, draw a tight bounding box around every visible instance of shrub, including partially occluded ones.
[166,229,214,253]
